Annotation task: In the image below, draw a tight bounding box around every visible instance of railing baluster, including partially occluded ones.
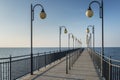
[9,55,11,80]
[109,56,111,80]
[44,52,46,68]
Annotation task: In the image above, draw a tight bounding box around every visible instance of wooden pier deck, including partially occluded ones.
[22,49,101,80]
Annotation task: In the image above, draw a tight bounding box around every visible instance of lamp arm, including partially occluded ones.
[32,4,45,21]
[60,26,66,29]
[89,1,102,18]
[33,4,44,10]
[60,26,67,34]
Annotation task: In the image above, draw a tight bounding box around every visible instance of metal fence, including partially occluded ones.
[0,48,81,80]
[88,48,120,80]
[68,48,84,70]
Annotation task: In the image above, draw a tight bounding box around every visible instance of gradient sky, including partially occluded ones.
[0,0,120,47]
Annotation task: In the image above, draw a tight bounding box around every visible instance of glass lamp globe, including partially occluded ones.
[86,28,90,33]
[40,9,46,19]
[64,28,68,34]
[86,7,93,18]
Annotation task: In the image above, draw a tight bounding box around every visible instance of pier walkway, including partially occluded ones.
[23,49,101,80]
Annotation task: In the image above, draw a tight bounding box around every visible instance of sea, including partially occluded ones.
[95,47,120,60]
[0,47,120,60]
[0,47,68,58]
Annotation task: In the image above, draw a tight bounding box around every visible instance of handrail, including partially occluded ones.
[88,48,120,80]
[95,51,120,63]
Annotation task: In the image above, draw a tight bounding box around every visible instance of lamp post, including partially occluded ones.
[86,28,89,47]
[31,3,46,75]
[59,26,68,52]
[86,0,104,76]
[68,33,74,50]
[75,38,78,49]
[68,33,74,70]
[87,25,95,50]
[78,40,82,48]
[72,35,74,49]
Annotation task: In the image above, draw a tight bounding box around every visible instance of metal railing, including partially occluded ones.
[0,48,81,80]
[68,48,84,70]
[88,48,120,80]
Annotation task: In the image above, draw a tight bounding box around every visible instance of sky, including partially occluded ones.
[0,0,120,47]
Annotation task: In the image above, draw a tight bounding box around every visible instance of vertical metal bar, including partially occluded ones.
[0,63,1,80]
[117,67,118,80]
[73,37,74,49]
[66,51,68,74]
[54,51,55,63]
[118,67,120,79]
[101,0,104,77]
[31,4,33,75]
[45,52,47,67]
[3,62,4,80]
[8,61,10,80]
[68,34,71,70]
[37,53,39,71]
[59,27,61,52]
[115,67,116,80]
[109,56,111,80]
[6,62,7,80]
[10,55,12,80]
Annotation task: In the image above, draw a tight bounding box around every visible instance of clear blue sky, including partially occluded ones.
[0,0,120,47]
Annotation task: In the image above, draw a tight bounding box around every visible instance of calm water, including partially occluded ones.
[0,47,68,58]
[0,47,120,60]
[95,47,120,60]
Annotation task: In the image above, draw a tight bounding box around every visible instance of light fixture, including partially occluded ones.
[64,28,68,34]
[40,9,46,19]
[86,28,90,33]
[86,7,93,18]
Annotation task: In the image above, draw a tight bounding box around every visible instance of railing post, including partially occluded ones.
[37,53,39,71]
[69,52,71,70]
[9,55,12,80]
[93,50,94,63]
[44,52,46,68]
[54,51,55,64]
[66,51,68,74]
[109,56,111,80]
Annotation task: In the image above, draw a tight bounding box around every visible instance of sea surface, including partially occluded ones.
[95,47,120,60]
[0,47,68,58]
[0,47,120,60]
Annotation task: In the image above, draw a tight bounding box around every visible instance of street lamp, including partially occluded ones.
[86,0,104,76]
[78,40,82,48]
[59,26,68,52]
[75,38,77,48]
[68,33,74,70]
[30,3,46,75]
[86,28,89,47]
[86,30,91,48]
[87,25,95,50]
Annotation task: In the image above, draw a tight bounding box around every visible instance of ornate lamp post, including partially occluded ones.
[86,28,89,47]
[59,26,68,52]
[86,0,104,76]
[87,25,95,50]
[78,40,82,48]
[68,33,74,50]
[68,33,74,70]
[30,3,46,75]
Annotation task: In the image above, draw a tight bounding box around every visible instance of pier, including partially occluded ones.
[1,0,120,80]
[0,48,120,80]
[22,48,101,80]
